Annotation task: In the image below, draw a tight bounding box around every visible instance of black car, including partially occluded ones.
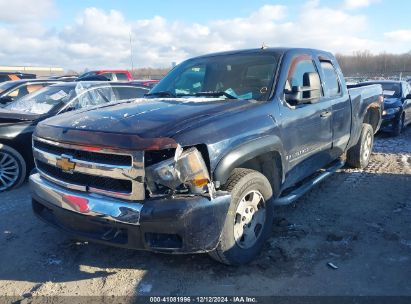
[0,72,36,83]
[357,80,411,135]
[48,75,78,82]
[0,79,61,107]
[0,81,149,191]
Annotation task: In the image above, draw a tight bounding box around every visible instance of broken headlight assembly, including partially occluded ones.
[145,146,214,196]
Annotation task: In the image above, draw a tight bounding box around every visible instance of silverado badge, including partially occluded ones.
[56,156,76,173]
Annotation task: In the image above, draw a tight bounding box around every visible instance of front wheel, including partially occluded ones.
[346,123,374,169]
[209,168,274,265]
[0,144,26,191]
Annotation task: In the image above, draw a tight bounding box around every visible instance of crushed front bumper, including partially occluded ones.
[30,173,231,253]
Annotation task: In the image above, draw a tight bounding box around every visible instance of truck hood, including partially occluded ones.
[35,97,262,150]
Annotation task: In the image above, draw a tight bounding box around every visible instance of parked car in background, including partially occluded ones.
[29,47,382,265]
[0,82,149,191]
[0,79,61,107]
[130,79,160,88]
[355,80,411,136]
[77,70,133,81]
[48,75,78,82]
[0,72,36,83]
[75,75,110,82]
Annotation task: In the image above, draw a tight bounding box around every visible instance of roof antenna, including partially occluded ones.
[261,42,268,49]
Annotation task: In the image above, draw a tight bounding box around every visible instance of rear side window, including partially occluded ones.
[116,73,129,81]
[320,61,341,97]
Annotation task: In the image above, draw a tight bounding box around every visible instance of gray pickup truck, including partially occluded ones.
[30,48,383,265]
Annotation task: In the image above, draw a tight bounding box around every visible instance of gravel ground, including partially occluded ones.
[0,127,410,299]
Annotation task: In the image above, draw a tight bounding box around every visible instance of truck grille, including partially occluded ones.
[37,162,132,193]
[32,136,145,200]
[33,139,132,166]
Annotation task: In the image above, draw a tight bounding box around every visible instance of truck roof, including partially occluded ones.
[191,47,334,60]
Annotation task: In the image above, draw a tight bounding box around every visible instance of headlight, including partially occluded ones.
[146,146,211,194]
[382,107,400,115]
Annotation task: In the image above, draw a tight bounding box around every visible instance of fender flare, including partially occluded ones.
[213,135,285,185]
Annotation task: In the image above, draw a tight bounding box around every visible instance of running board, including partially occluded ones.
[274,160,345,206]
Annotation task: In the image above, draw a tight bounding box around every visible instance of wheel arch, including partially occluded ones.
[363,103,382,134]
[213,136,285,198]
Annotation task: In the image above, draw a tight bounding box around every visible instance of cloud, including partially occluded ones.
[0,1,408,71]
[0,0,56,22]
[343,0,379,10]
[384,30,411,43]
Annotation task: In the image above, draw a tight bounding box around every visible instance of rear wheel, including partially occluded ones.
[346,123,374,169]
[209,168,274,265]
[0,144,26,191]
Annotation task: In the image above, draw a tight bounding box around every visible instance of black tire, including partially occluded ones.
[209,168,274,265]
[392,113,404,137]
[0,144,26,191]
[346,123,374,169]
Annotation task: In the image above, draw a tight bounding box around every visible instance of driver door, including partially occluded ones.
[279,53,333,188]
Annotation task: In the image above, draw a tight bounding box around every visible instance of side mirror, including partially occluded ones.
[285,72,321,105]
[0,96,14,105]
[63,105,77,112]
[405,93,411,100]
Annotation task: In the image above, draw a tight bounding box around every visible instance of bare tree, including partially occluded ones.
[336,51,411,78]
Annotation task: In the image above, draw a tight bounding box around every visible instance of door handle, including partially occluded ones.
[320,111,331,118]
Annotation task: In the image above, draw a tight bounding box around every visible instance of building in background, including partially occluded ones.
[0,66,64,77]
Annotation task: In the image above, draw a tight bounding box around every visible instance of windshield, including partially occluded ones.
[0,81,17,94]
[150,53,279,101]
[5,85,75,114]
[378,83,402,98]
[4,82,122,114]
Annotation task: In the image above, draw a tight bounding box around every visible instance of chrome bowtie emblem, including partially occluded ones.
[56,155,76,173]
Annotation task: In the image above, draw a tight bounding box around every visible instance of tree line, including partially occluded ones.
[336,51,411,78]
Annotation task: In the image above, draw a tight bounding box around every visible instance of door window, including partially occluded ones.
[285,55,322,105]
[113,86,148,99]
[287,57,318,88]
[116,73,129,81]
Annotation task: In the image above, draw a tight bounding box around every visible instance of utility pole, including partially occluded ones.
[129,32,134,72]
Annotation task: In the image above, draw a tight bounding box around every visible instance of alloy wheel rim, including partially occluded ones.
[363,131,372,161]
[0,152,19,191]
[233,190,266,249]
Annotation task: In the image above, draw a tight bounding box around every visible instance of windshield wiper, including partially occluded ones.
[192,91,238,99]
[145,91,176,98]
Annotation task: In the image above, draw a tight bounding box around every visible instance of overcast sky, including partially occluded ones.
[0,0,410,71]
